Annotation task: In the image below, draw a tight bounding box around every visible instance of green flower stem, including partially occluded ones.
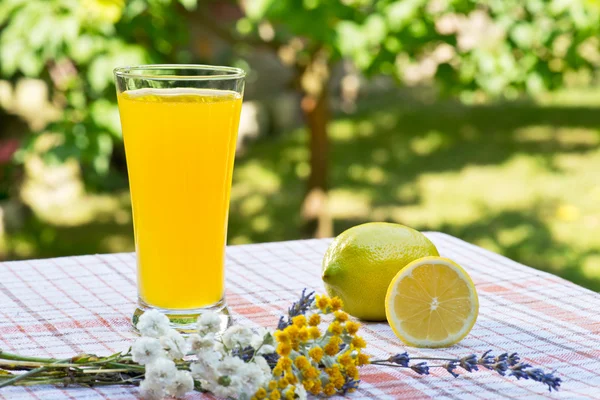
[370,357,458,364]
[0,375,59,380]
[249,343,264,363]
[369,362,446,368]
[3,377,137,387]
[0,365,50,388]
[0,357,74,388]
[105,362,145,371]
[0,351,58,364]
[2,379,66,386]
[0,360,79,368]
[81,368,132,374]
[89,353,128,365]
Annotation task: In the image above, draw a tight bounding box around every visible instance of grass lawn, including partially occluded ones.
[5,93,600,292]
[228,95,600,292]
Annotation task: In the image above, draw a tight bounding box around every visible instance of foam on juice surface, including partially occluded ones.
[121,88,240,103]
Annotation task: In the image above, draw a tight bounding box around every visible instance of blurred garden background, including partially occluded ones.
[1,0,600,291]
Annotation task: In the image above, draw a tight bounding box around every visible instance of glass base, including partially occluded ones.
[132,296,232,334]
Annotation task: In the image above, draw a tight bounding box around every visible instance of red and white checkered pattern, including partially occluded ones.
[1,233,599,399]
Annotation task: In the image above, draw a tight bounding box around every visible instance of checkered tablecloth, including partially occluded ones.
[1,232,599,399]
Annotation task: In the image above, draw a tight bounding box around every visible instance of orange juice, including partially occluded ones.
[117,88,242,310]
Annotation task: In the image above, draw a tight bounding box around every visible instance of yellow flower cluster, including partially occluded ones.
[252,381,299,400]
[253,294,370,399]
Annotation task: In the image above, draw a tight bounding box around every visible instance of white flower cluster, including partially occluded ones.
[189,312,273,398]
[135,310,302,400]
[133,310,194,399]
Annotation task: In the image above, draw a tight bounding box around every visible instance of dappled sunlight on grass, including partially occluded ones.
[251,215,272,233]
[514,126,600,147]
[409,130,449,155]
[100,234,135,253]
[329,120,355,141]
[3,139,135,259]
[348,165,388,185]
[232,160,282,194]
[5,217,134,260]
[416,156,549,212]
[238,194,267,217]
[228,134,304,244]
[583,255,600,280]
[227,99,600,291]
[328,189,372,220]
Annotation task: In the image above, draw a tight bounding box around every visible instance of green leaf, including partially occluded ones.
[93,133,113,175]
[87,43,147,93]
[336,21,364,55]
[262,332,274,346]
[550,0,570,14]
[245,0,274,20]
[0,40,22,75]
[510,23,534,49]
[364,14,386,46]
[303,0,319,10]
[88,55,112,93]
[18,50,44,76]
[122,0,146,19]
[45,144,81,165]
[90,99,122,137]
[178,0,197,11]
[0,0,28,24]
[526,72,545,93]
[29,15,54,49]
[385,0,426,31]
[69,35,98,64]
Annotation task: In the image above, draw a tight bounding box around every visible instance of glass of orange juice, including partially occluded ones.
[113,65,245,332]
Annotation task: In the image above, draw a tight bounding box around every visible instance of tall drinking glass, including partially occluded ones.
[114,65,245,332]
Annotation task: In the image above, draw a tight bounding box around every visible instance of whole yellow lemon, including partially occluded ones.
[322,222,439,321]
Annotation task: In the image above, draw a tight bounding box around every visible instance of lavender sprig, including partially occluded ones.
[508,353,520,366]
[459,354,478,372]
[231,346,255,362]
[387,352,410,367]
[371,350,561,392]
[443,361,459,378]
[410,362,430,375]
[510,363,561,392]
[276,289,315,330]
[261,352,280,369]
[341,377,360,394]
[231,346,279,368]
[478,349,495,369]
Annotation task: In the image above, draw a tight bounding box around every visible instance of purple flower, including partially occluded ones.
[444,361,459,378]
[459,354,479,372]
[388,352,410,367]
[410,362,430,375]
[277,289,315,330]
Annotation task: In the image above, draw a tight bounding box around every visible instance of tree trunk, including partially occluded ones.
[300,75,332,238]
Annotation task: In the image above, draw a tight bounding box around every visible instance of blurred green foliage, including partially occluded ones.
[237,0,600,95]
[0,0,195,188]
[2,0,600,186]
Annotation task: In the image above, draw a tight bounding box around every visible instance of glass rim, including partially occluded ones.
[113,64,246,81]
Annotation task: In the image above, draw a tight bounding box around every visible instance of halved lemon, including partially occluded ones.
[385,256,479,348]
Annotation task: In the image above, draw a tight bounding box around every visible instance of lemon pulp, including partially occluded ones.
[385,256,479,348]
